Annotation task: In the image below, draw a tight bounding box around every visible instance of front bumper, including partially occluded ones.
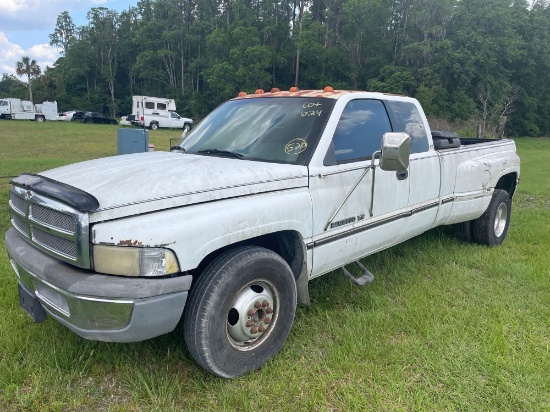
[5,228,192,342]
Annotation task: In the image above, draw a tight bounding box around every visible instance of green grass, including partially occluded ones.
[0,122,549,411]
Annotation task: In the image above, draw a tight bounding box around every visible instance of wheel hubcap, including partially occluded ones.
[226,280,277,350]
[494,202,508,237]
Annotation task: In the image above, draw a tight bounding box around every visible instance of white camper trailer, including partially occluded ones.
[130,96,193,131]
[0,98,58,121]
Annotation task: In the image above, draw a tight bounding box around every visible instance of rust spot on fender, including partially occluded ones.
[118,239,143,246]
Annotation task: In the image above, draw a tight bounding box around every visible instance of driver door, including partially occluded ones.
[308,99,410,278]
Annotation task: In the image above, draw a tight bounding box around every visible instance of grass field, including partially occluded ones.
[0,121,548,411]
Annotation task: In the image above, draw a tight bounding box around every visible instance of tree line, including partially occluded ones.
[1,0,550,137]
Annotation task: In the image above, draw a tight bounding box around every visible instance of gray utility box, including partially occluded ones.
[117,128,149,155]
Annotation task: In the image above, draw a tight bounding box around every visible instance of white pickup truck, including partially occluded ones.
[5,89,520,378]
[128,95,193,131]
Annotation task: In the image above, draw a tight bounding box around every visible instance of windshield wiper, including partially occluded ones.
[170,145,186,153]
[197,149,244,159]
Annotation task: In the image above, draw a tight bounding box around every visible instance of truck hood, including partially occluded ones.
[39,152,308,222]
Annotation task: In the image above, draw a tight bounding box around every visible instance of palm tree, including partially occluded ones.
[15,56,41,102]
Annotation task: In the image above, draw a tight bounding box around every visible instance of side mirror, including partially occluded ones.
[379,132,411,171]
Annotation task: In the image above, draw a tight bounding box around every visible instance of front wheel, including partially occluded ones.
[184,246,297,378]
[183,123,191,132]
[35,115,45,122]
[472,189,512,246]
[150,122,159,130]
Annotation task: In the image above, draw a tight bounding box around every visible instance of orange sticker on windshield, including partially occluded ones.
[285,138,308,155]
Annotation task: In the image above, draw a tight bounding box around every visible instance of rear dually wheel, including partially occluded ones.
[472,189,512,246]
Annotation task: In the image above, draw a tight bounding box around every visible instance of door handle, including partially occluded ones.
[396,170,408,180]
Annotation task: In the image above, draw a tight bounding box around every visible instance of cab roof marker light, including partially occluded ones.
[289,86,299,92]
[238,91,247,97]
[254,89,264,94]
[271,88,280,93]
[324,86,334,92]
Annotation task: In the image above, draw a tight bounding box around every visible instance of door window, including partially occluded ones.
[325,100,392,165]
[385,101,429,153]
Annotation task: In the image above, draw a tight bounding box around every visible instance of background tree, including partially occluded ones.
[49,11,76,54]
[15,56,41,102]
[2,0,550,136]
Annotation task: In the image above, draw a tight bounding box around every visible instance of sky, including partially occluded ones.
[0,0,136,79]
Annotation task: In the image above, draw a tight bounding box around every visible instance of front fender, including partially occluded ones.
[91,189,312,272]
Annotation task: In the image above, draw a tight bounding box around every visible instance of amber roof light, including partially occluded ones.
[238,91,247,97]
[255,89,265,94]
[289,86,299,92]
[323,86,334,92]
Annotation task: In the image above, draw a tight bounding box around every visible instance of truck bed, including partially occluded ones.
[431,130,506,150]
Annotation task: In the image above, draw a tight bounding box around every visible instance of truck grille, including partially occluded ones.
[30,203,76,234]
[10,193,26,215]
[32,227,77,259]
[8,188,90,268]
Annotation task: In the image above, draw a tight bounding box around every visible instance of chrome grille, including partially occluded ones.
[32,227,77,259]
[11,214,29,237]
[30,203,76,234]
[9,192,26,215]
[8,186,90,268]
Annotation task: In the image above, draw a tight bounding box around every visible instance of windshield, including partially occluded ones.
[180,97,335,165]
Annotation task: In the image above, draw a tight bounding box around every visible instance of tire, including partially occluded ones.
[452,220,474,242]
[150,122,159,130]
[36,115,45,122]
[184,246,297,378]
[472,189,511,246]
[183,123,191,132]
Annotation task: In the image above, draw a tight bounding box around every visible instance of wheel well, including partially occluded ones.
[190,231,305,281]
[495,173,518,198]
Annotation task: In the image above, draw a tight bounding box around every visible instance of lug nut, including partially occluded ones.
[247,309,255,316]
[266,307,273,314]
[246,320,253,327]
[264,317,272,324]
[254,301,262,309]
[250,327,258,334]
[258,326,265,333]
[262,300,269,307]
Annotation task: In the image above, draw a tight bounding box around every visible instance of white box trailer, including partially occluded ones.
[130,95,192,131]
[0,98,58,122]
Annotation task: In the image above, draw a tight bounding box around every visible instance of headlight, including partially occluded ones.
[93,245,179,277]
